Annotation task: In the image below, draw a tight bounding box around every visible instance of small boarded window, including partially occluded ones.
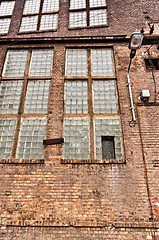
[144,58,159,70]
[102,136,115,159]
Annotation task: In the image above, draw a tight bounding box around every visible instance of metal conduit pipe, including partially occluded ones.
[127,58,136,122]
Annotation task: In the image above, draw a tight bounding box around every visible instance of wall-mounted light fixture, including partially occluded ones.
[127,32,144,123]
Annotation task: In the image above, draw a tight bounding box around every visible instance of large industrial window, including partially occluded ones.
[20,0,59,32]
[69,0,107,28]
[63,48,123,163]
[0,48,53,162]
[0,1,15,34]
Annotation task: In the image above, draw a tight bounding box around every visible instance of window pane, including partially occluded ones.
[0,81,22,114]
[93,80,118,113]
[65,81,88,114]
[0,1,15,16]
[0,119,16,159]
[29,49,53,76]
[17,118,46,159]
[90,9,107,26]
[3,50,28,77]
[0,18,11,34]
[69,12,87,28]
[42,0,59,12]
[95,118,122,160]
[64,119,89,159]
[25,80,50,113]
[23,0,40,14]
[70,0,86,9]
[20,16,38,32]
[40,14,58,31]
[89,0,106,7]
[65,49,87,76]
[91,49,115,76]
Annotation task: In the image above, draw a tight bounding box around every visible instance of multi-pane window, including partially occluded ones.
[0,48,53,160]
[69,0,107,28]
[64,48,122,162]
[20,0,59,32]
[0,1,15,34]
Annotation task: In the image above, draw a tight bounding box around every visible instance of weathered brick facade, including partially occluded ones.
[0,0,159,239]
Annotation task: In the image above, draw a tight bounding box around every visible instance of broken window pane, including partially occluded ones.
[17,118,46,159]
[25,80,50,113]
[65,81,88,114]
[0,119,16,159]
[64,119,89,159]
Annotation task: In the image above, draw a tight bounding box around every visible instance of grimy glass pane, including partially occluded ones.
[95,118,122,159]
[0,1,15,16]
[3,50,28,77]
[20,16,38,32]
[89,0,106,7]
[64,119,89,159]
[25,80,50,113]
[29,49,53,76]
[66,49,87,76]
[93,80,118,113]
[40,14,58,31]
[70,0,86,9]
[0,81,22,114]
[0,18,11,34]
[90,9,107,26]
[17,118,46,159]
[65,81,88,114]
[23,0,40,14]
[91,48,115,76]
[69,12,87,28]
[0,119,16,159]
[102,136,115,159]
[42,0,59,12]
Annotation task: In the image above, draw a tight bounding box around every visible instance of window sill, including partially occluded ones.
[0,159,44,164]
[68,24,109,31]
[61,158,125,164]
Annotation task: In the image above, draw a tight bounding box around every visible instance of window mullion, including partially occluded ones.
[18,50,31,114]
[87,49,94,160]
[37,0,44,30]
[86,0,90,26]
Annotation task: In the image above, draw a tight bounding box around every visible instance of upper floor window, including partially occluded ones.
[69,0,107,28]
[19,0,59,32]
[0,48,53,162]
[63,48,123,163]
[0,1,15,34]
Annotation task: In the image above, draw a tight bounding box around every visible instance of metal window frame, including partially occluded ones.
[69,0,107,28]
[63,47,123,163]
[0,47,53,163]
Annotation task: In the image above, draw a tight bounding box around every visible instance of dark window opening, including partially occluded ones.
[144,58,159,70]
[101,136,115,159]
